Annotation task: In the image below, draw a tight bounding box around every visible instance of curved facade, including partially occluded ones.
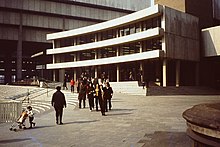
[46,4,200,87]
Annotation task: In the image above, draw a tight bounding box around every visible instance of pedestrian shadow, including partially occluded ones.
[27,125,54,129]
[106,112,132,116]
[138,131,192,147]
[62,120,99,125]
[0,138,31,144]
[110,108,135,112]
[106,108,135,116]
[111,100,124,102]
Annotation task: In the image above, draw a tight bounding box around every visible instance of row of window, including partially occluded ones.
[0,60,33,64]
[0,69,35,72]
[55,16,162,48]
[54,38,162,63]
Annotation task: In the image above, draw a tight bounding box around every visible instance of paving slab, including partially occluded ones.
[0,89,220,147]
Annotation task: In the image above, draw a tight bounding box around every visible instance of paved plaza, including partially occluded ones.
[0,86,220,147]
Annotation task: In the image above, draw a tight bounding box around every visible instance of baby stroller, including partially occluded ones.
[10,108,28,131]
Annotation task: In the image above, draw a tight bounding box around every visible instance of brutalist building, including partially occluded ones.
[0,0,150,84]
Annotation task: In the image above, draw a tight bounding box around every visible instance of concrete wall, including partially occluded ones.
[0,0,134,42]
[0,0,129,20]
[73,0,151,11]
[163,6,200,61]
[154,0,185,12]
[202,26,220,57]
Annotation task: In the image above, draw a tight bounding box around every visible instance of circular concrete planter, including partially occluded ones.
[183,103,220,147]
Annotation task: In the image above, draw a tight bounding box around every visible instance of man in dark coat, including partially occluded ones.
[78,82,87,108]
[102,82,113,112]
[51,86,66,125]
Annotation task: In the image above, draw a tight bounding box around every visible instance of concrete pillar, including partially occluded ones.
[94,34,98,78]
[52,40,56,81]
[59,69,65,82]
[4,53,12,84]
[156,61,161,86]
[73,52,77,81]
[95,68,98,78]
[195,62,199,86]
[140,62,143,82]
[176,60,180,87]
[16,11,23,81]
[162,59,167,87]
[117,65,119,82]
[140,41,143,53]
[115,29,120,82]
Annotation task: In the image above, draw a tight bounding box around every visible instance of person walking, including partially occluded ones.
[95,83,106,116]
[51,86,66,125]
[70,78,75,93]
[87,82,94,111]
[78,82,87,108]
[63,77,68,90]
[94,83,101,112]
[102,82,113,111]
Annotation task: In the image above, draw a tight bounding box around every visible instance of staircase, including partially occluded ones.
[110,81,146,96]
[109,81,220,96]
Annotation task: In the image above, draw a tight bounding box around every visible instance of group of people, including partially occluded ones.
[78,79,113,116]
[51,72,113,125]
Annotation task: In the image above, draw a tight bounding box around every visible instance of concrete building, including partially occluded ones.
[0,0,150,84]
[46,4,200,87]
[154,0,220,89]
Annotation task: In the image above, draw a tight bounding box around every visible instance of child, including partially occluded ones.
[26,106,36,128]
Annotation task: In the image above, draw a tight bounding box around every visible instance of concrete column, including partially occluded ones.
[156,61,161,86]
[117,65,119,82]
[59,69,65,82]
[195,62,199,86]
[116,29,120,82]
[176,60,180,87]
[16,11,23,81]
[95,68,98,78]
[140,62,143,82]
[162,59,167,87]
[52,40,56,81]
[4,53,12,84]
[73,54,76,82]
[140,41,143,53]
[94,34,98,78]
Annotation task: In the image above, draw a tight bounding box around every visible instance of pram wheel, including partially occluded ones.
[13,128,17,131]
[9,128,13,131]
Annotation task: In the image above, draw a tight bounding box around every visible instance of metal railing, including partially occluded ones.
[0,100,22,123]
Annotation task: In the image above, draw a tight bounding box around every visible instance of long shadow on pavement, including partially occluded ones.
[62,120,99,125]
[139,131,192,147]
[109,108,136,111]
[106,112,133,116]
[0,138,31,144]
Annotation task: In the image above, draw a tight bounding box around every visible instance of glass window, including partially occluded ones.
[80,50,95,61]
[0,75,4,83]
